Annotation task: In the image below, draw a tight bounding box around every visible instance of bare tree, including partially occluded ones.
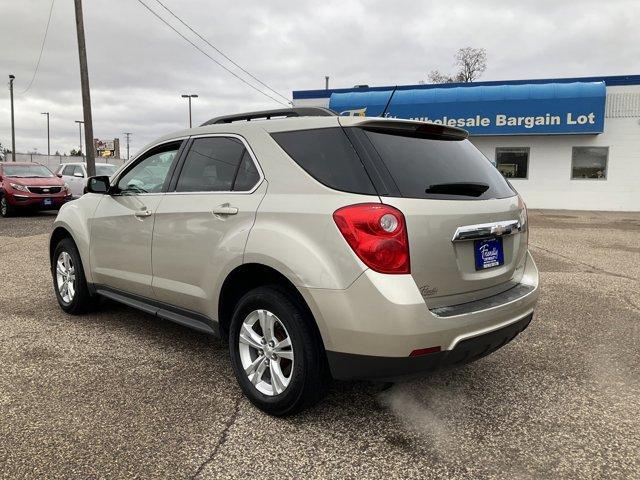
[455,47,487,82]
[424,47,487,84]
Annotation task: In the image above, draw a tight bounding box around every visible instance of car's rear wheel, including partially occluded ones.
[229,286,329,416]
[0,196,14,217]
[52,238,95,314]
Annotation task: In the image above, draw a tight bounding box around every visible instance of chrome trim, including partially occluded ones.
[451,219,521,242]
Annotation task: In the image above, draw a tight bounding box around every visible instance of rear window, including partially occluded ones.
[360,129,515,200]
[271,128,376,195]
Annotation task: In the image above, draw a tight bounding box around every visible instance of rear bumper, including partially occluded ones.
[300,250,539,380]
[327,312,533,380]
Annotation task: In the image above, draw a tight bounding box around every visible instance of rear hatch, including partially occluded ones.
[342,119,528,307]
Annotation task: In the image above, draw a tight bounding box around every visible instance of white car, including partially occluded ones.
[56,162,119,197]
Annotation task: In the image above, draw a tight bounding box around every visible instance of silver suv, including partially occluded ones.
[50,108,539,415]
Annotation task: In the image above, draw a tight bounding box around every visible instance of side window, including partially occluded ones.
[73,165,85,177]
[62,165,75,176]
[117,144,180,194]
[233,151,260,191]
[175,137,256,192]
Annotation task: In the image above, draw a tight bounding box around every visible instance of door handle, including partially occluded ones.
[134,209,153,218]
[212,205,238,216]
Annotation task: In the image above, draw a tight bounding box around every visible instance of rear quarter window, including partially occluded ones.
[271,128,376,195]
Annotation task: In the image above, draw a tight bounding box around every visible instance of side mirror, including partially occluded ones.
[85,175,110,194]
[56,173,63,178]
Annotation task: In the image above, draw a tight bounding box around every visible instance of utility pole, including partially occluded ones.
[325,76,330,90]
[9,75,15,161]
[41,112,50,156]
[75,120,84,156]
[123,132,131,160]
[181,94,198,128]
[74,0,96,176]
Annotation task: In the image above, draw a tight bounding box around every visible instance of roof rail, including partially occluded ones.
[201,107,337,125]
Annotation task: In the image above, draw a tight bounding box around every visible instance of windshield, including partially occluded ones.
[95,164,118,176]
[2,164,54,178]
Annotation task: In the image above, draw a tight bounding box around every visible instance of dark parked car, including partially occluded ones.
[0,162,72,217]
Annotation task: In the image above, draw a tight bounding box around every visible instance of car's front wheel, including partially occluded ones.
[229,286,329,416]
[0,196,14,217]
[52,237,96,314]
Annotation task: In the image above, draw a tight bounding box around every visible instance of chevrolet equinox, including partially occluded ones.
[50,108,539,416]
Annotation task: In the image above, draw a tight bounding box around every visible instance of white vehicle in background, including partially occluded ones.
[55,162,119,197]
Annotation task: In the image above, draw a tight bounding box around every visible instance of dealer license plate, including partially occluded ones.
[474,237,504,270]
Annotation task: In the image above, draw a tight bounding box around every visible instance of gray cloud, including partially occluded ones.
[1,0,638,156]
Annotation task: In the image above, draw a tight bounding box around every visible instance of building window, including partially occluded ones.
[571,147,608,180]
[495,147,529,179]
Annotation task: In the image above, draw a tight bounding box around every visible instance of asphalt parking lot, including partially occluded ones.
[1,210,639,479]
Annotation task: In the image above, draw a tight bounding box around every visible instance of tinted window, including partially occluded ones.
[176,137,247,192]
[62,165,75,176]
[271,128,376,195]
[117,146,179,194]
[233,151,260,191]
[361,130,515,200]
[73,165,85,177]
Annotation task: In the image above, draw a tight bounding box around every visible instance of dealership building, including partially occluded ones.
[293,75,640,211]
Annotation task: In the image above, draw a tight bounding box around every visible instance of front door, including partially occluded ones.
[151,135,266,317]
[90,141,183,298]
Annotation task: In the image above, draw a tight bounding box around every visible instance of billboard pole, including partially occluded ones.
[73,0,95,177]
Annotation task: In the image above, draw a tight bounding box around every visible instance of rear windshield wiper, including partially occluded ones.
[425,182,490,197]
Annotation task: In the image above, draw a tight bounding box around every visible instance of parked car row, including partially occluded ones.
[0,162,118,217]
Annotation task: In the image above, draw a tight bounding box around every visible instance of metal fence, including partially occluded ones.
[1,153,127,171]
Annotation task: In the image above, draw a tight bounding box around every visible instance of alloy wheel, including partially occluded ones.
[56,251,76,304]
[238,309,294,396]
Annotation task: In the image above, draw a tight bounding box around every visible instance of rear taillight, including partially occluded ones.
[333,203,410,274]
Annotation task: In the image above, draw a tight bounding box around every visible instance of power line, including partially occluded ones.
[19,0,56,95]
[153,0,290,104]
[135,0,289,107]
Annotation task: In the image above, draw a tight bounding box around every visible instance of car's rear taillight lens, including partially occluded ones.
[333,203,410,274]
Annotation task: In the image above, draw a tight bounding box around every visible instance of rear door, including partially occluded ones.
[151,135,266,316]
[90,141,183,298]
[346,122,528,306]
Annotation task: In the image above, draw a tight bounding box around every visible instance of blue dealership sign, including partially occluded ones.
[329,82,606,135]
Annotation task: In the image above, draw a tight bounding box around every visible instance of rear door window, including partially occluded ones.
[359,129,515,200]
[175,137,259,192]
[271,128,376,195]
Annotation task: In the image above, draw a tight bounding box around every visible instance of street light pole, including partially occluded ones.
[75,120,84,157]
[181,94,198,128]
[73,0,96,177]
[123,132,131,160]
[9,75,15,161]
[41,112,50,156]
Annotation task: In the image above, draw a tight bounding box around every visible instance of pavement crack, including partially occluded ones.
[191,394,243,479]
[530,243,639,282]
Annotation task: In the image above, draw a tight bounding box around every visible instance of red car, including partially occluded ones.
[0,162,72,217]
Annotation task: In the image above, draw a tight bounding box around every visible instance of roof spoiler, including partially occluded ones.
[356,119,469,140]
[202,107,337,125]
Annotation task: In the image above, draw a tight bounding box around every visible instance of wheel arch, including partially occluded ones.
[217,263,327,356]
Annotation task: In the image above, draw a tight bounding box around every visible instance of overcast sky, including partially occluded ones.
[1,0,638,157]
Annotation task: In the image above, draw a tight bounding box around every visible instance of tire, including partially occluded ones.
[229,286,330,416]
[0,196,14,217]
[51,237,96,314]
